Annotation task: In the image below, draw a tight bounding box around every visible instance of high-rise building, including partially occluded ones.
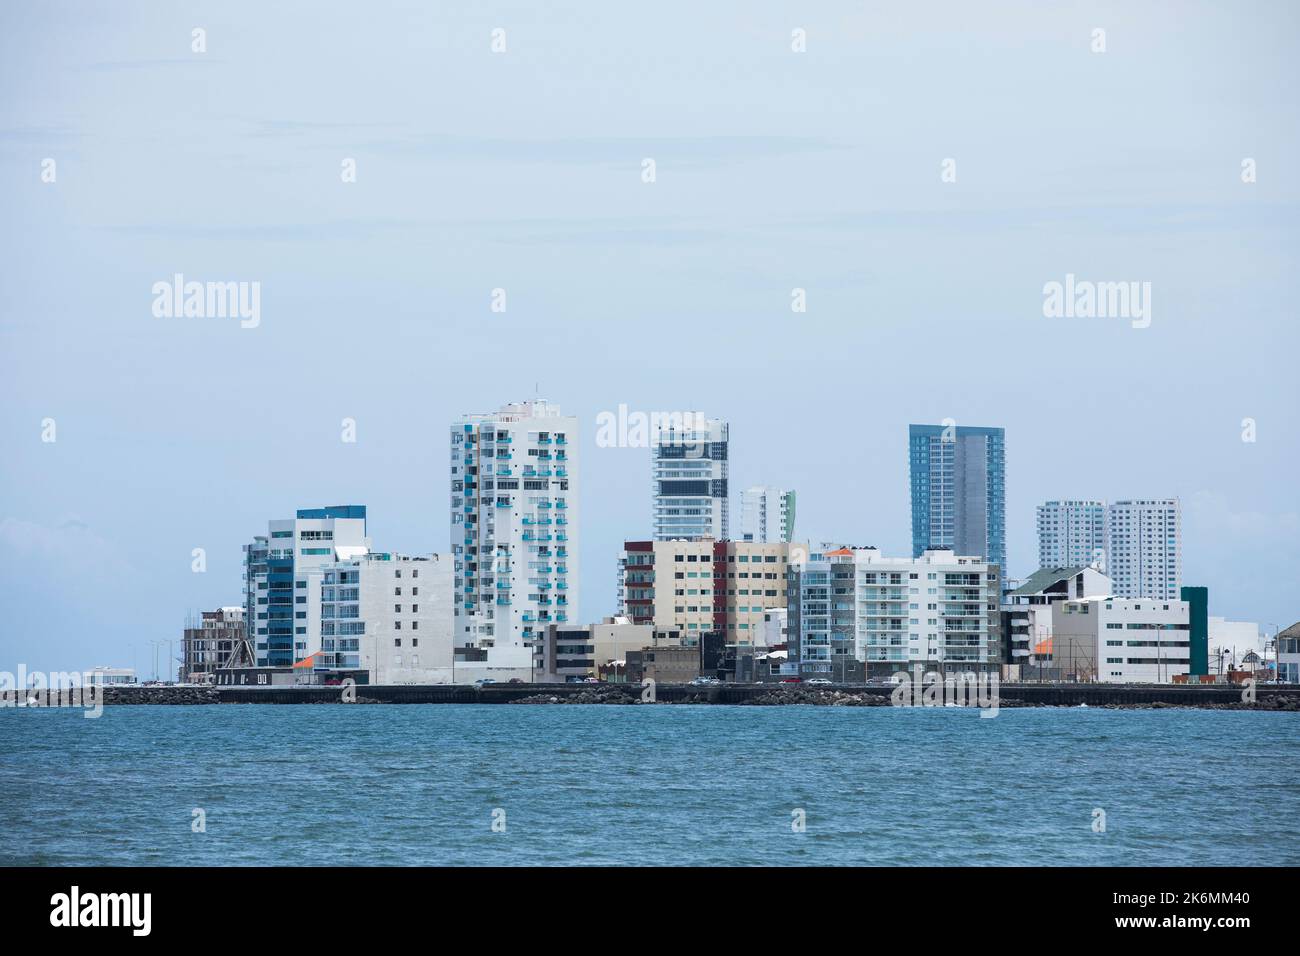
[909,424,1006,577]
[451,400,579,659]
[1105,498,1181,600]
[651,415,728,540]
[789,546,1002,679]
[1036,500,1107,570]
[243,505,371,666]
[740,486,796,543]
[618,538,797,643]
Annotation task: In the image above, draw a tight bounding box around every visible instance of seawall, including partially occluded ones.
[3,682,1295,709]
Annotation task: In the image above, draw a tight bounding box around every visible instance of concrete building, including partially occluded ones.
[625,645,701,684]
[790,546,1002,679]
[182,606,246,683]
[1036,500,1107,571]
[1001,566,1113,680]
[1207,616,1264,676]
[651,414,728,541]
[1105,498,1182,600]
[451,400,578,670]
[618,538,798,644]
[1277,622,1300,684]
[909,424,1006,577]
[243,505,371,666]
[536,617,656,682]
[758,607,788,650]
[1051,588,1208,683]
[308,552,455,685]
[740,486,796,543]
[87,667,137,686]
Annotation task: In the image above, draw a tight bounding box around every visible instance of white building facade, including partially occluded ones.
[244,506,371,667]
[1052,596,1193,683]
[1036,500,1107,571]
[311,552,455,684]
[792,547,1002,678]
[740,486,796,543]
[451,401,578,668]
[651,415,728,541]
[1002,566,1113,679]
[1105,498,1182,600]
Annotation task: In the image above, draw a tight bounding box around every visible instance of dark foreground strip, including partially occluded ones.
[0,866,1273,941]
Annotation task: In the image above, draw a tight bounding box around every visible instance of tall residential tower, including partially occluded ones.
[1036,500,1107,570]
[651,414,728,540]
[451,400,579,656]
[908,424,1006,576]
[1105,498,1181,600]
[740,486,796,543]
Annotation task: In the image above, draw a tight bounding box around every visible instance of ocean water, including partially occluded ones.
[2,704,1296,866]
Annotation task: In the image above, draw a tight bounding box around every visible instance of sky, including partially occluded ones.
[1,1,1297,675]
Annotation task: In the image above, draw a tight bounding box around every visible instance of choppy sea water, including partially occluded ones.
[2,704,1296,866]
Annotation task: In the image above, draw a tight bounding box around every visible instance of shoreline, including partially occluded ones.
[3,682,1298,711]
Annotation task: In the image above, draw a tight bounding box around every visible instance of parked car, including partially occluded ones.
[807,678,832,685]
[474,678,496,686]
[507,678,524,684]
[779,677,803,684]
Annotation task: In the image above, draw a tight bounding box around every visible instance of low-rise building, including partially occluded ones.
[625,645,700,684]
[1051,589,1209,683]
[536,617,656,682]
[87,667,137,686]
[1277,622,1300,684]
[1001,567,1112,680]
[1207,616,1264,675]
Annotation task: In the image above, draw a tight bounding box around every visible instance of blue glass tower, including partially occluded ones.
[909,424,1006,575]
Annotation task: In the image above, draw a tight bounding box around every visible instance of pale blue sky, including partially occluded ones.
[2,1,1298,674]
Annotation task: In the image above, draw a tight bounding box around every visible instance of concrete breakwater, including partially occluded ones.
[0,685,219,706]
[4,682,1296,710]
[213,681,1300,709]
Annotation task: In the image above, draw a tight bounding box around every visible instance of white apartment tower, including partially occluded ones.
[1105,499,1182,600]
[243,505,371,667]
[651,414,728,540]
[740,486,796,543]
[1036,500,1107,570]
[451,400,579,655]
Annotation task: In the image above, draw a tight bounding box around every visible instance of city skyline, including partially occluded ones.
[3,3,1297,674]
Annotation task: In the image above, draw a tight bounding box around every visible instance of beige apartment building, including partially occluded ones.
[618,538,801,645]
